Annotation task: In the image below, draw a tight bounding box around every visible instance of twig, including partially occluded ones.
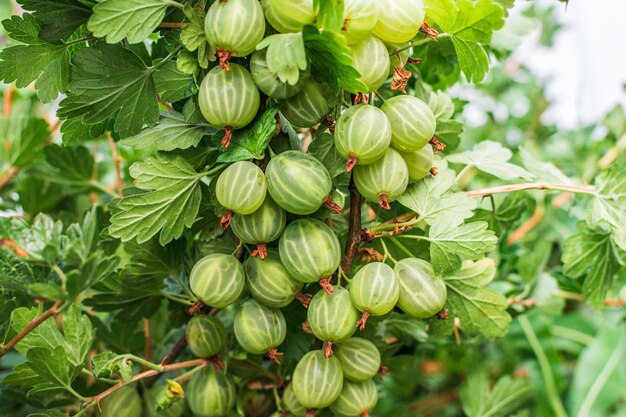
[158,22,188,29]
[144,332,188,387]
[1,300,63,357]
[143,319,152,364]
[466,182,595,198]
[0,167,18,190]
[2,85,15,118]
[409,389,460,415]
[598,133,626,169]
[507,197,545,244]
[106,132,124,197]
[80,359,209,414]
[340,176,363,275]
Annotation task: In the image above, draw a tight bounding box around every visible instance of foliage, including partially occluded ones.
[0,1,624,417]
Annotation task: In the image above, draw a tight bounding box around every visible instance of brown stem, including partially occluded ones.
[216,47,234,71]
[429,137,446,153]
[1,300,63,357]
[145,332,188,387]
[353,93,368,105]
[507,202,545,245]
[158,22,188,29]
[0,166,19,190]
[466,182,595,198]
[323,340,334,358]
[409,389,460,416]
[341,176,363,275]
[378,193,391,210]
[188,300,204,315]
[319,278,334,295]
[355,311,370,331]
[106,132,124,197]
[419,22,439,41]
[251,243,268,260]
[306,409,316,417]
[157,94,174,111]
[220,210,234,229]
[346,155,358,173]
[295,292,312,308]
[3,85,14,118]
[84,359,209,407]
[323,196,342,213]
[221,126,233,148]
[267,348,284,365]
[143,319,152,365]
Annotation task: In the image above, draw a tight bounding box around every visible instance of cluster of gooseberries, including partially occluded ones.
[102,1,449,417]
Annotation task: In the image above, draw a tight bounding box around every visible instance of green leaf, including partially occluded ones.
[92,351,134,382]
[383,313,428,344]
[587,167,626,251]
[28,410,67,417]
[314,0,344,31]
[424,0,505,82]
[60,304,94,366]
[414,37,461,89]
[308,132,346,178]
[217,106,280,163]
[0,115,49,168]
[59,117,108,146]
[0,213,64,264]
[16,0,92,41]
[398,162,477,227]
[568,324,626,417]
[153,60,197,103]
[0,254,49,295]
[88,0,174,44]
[66,253,120,299]
[519,146,571,183]
[109,155,206,245]
[461,370,533,417]
[447,141,533,180]
[562,223,620,309]
[302,25,366,94]
[428,90,455,120]
[444,259,512,338]
[427,220,498,275]
[121,111,215,152]
[32,145,96,193]
[180,4,207,52]
[0,15,71,102]
[25,346,78,392]
[58,44,159,138]
[257,34,308,85]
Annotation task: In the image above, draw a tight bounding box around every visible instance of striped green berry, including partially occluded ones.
[335,104,392,171]
[279,219,341,283]
[216,161,267,215]
[350,262,399,329]
[245,249,303,308]
[354,148,409,210]
[101,386,142,417]
[334,337,381,382]
[231,196,286,257]
[283,384,307,417]
[266,151,334,215]
[330,379,378,417]
[280,80,333,127]
[399,144,434,183]
[292,350,344,409]
[205,0,265,58]
[373,0,425,44]
[394,258,447,318]
[234,298,287,360]
[250,49,310,99]
[198,64,260,146]
[189,254,245,308]
[186,315,227,358]
[342,0,380,45]
[349,35,390,93]
[381,95,436,152]
[261,0,315,33]
[308,287,359,352]
[187,371,236,417]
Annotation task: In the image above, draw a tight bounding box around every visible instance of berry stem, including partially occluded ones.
[355,311,370,331]
[378,194,391,210]
[346,155,358,172]
[323,340,334,358]
[319,278,334,295]
[267,348,284,365]
[216,47,234,71]
[221,126,233,148]
[220,210,234,229]
[323,196,342,213]
[306,409,316,417]
[251,243,268,260]
[295,292,312,308]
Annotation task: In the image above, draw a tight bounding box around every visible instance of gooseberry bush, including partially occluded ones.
[0,1,625,417]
